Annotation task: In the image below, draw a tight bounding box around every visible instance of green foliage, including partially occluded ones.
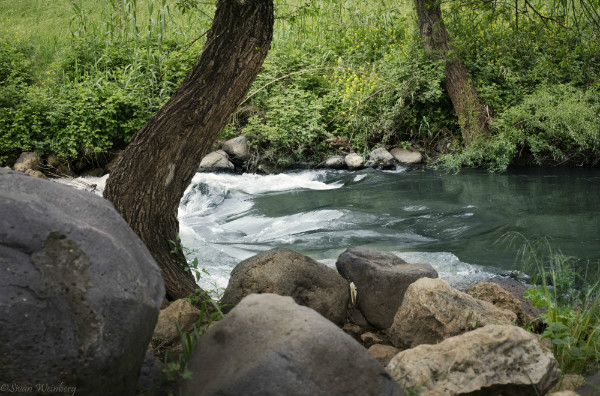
[506,233,600,374]
[169,235,209,282]
[2,0,599,169]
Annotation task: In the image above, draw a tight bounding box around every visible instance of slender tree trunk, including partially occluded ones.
[103,0,274,300]
[414,0,490,145]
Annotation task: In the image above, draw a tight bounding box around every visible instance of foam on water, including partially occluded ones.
[393,251,497,290]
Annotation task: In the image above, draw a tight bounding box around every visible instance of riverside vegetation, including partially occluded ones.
[1,0,599,172]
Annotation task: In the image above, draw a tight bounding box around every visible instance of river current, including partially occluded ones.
[58,166,600,293]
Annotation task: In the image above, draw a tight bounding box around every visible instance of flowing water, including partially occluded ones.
[59,166,600,292]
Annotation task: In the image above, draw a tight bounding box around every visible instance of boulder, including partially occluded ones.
[368,344,400,366]
[336,248,438,328]
[0,168,164,396]
[81,167,105,177]
[137,352,175,396]
[56,164,77,177]
[387,325,560,396]
[324,155,346,169]
[198,150,235,172]
[13,151,42,173]
[221,249,349,324]
[468,281,528,326]
[388,278,517,348]
[222,135,251,162]
[152,299,202,344]
[182,294,406,396]
[345,153,364,170]
[369,148,395,167]
[488,277,543,325]
[390,148,422,164]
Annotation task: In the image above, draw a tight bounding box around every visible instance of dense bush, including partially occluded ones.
[0,0,598,169]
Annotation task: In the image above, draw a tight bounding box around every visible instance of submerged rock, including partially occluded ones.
[221,249,349,324]
[387,325,560,396]
[336,248,438,328]
[0,168,164,396]
[388,278,516,348]
[183,294,406,396]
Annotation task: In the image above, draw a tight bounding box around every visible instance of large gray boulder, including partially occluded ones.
[198,150,235,172]
[221,249,349,324]
[0,169,164,396]
[389,278,517,348]
[369,148,395,167]
[387,325,560,396]
[222,135,251,162]
[336,248,438,328]
[183,294,406,396]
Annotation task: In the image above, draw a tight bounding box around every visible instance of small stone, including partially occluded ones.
[153,299,202,344]
[369,148,395,167]
[24,169,47,179]
[222,135,251,162]
[368,344,400,366]
[198,150,235,172]
[390,148,422,164]
[324,155,346,169]
[13,152,42,173]
[344,153,363,170]
[360,332,387,348]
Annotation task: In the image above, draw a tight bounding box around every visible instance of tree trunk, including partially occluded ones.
[103,0,274,300]
[414,0,490,145]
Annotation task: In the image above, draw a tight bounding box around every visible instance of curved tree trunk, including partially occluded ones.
[414,0,490,145]
[103,0,274,300]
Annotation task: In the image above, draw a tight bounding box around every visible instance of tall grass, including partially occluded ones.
[504,232,600,374]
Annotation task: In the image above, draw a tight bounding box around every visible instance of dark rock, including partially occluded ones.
[221,249,349,325]
[0,168,164,396]
[56,164,77,177]
[104,150,124,173]
[369,148,395,168]
[222,135,251,162]
[336,248,438,328]
[575,370,600,396]
[182,294,406,396]
[137,352,174,396]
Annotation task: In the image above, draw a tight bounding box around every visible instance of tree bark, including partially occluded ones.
[103,0,274,300]
[414,0,490,145]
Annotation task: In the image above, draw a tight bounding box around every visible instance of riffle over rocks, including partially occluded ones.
[221,249,349,324]
[0,168,164,396]
[389,278,517,348]
[387,325,560,396]
[336,248,438,328]
[183,294,406,396]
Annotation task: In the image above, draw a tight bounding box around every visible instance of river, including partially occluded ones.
[59,166,600,293]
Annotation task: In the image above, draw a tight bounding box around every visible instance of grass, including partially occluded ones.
[503,233,600,374]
